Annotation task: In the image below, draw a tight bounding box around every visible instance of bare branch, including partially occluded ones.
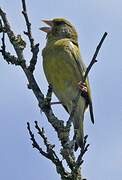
[0,8,26,68]
[21,0,34,48]
[35,120,55,150]
[51,101,62,105]
[27,121,69,179]
[28,43,39,73]
[83,32,108,81]
[46,84,53,104]
[21,0,39,73]
[0,32,24,65]
[27,122,49,158]
[76,135,90,168]
[0,32,6,58]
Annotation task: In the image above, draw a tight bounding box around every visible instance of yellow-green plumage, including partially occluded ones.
[41,18,94,150]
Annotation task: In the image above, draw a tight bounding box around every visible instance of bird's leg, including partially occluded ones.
[78,81,89,102]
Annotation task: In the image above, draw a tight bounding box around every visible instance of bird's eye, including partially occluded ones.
[62,28,69,34]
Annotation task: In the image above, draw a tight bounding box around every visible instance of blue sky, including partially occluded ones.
[0,0,122,179]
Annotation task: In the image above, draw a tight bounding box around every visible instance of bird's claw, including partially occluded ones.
[78,81,87,93]
[78,81,89,101]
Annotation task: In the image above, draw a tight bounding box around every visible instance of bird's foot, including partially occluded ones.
[78,81,88,98]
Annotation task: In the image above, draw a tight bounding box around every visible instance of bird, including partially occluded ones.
[40,18,94,151]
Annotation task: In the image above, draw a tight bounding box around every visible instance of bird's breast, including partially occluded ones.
[42,40,82,106]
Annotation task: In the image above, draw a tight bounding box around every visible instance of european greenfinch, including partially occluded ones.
[40,18,94,150]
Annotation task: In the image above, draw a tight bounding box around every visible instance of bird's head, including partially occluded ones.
[40,18,78,44]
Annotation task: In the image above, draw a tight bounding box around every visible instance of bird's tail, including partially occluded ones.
[73,99,86,151]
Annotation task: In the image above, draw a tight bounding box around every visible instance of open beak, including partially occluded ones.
[40,20,53,33]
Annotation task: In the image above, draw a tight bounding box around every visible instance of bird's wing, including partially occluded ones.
[68,40,94,124]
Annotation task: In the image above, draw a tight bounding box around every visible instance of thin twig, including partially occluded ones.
[21,0,34,48]
[21,0,39,73]
[71,135,90,179]
[35,121,55,150]
[0,7,26,67]
[51,101,62,105]
[27,122,49,158]
[76,135,90,168]
[1,32,5,57]
[83,32,108,81]
[0,32,22,65]
[27,122,68,178]
[46,84,53,104]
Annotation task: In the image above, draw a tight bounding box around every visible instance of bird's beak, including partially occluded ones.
[39,20,53,33]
